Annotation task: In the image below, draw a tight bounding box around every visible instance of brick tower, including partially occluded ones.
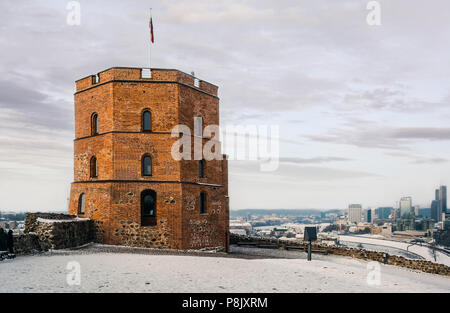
[69,67,229,250]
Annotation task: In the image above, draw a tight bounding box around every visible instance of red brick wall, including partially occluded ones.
[69,68,228,250]
[73,134,114,181]
[112,82,179,132]
[74,83,114,139]
[181,181,229,250]
[111,133,181,181]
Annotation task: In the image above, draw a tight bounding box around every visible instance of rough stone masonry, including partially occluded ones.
[68,67,230,251]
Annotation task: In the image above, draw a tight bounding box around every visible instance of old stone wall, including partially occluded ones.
[231,234,450,276]
[113,220,172,249]
[22,213,94,252]
[25,212,76,233]
[182,184,228,250]
[13,234,43,255]
[108,182,182,249]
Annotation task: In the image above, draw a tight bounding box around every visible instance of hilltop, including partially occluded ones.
[0,244,448,293]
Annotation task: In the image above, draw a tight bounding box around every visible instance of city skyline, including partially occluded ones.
[0,180,447,213]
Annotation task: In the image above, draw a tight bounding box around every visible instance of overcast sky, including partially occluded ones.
[1,0,449,212]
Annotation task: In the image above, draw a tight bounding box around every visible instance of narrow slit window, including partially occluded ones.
[91,113,98,135]
[143,110,152,132]
[200,192,207,214]
[142,155,152,176]
[199,160,205,178]
[78,194,86,215]
[90,156,98,178]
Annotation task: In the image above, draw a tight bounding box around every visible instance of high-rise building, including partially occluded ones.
[431,186,447,222]
[431,200,442,222]
[396,217,416,231]
[376,207,393,220]
[392,208,400,220]
[418,208,431,218]
[399,197,412,217]
[348,204,362,224]
[439,185,447,214]
[363,209,372,223]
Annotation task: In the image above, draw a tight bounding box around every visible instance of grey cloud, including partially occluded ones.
[306,126,450,150]
[342,88,443,112]
[389,128,450,140]
[230,160,379,182]
[386,152,448,165]
[165,1,274,23]
[0,78,73,131]
[279,157,351,164]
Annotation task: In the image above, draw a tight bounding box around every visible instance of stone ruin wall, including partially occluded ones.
[231,234,450,276]
[14,213,95,254]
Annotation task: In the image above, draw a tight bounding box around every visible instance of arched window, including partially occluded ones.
[90,156,98,178]
[142,155,152,176]
[142,110,152,132]
[200,192,207,214]
[78,193,86,215]
[91,113,98,135]
[141,190,156,226]
[199,160,205,178]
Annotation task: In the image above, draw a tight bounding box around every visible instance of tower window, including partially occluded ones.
[78,193,86,215]
[199,160,205,178]
[91,113,99,135]
[90,156,98,178]
[142,110,152,132]
[141,190,156,226]
[200,192,207,214]
[142,155,152,176]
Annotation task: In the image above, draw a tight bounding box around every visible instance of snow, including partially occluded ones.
[0,245,449,293]
[338,235,450,266]
[36,217,90,223]
[229,229,247,236]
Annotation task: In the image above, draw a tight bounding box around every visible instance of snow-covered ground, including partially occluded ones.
[0,245,449,293]
[338,235,450,266]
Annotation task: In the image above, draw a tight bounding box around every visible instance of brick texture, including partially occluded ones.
[69,67,229,250]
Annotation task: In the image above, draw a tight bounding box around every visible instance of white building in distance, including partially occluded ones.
[400,197,412,217]
[348,204,362,224]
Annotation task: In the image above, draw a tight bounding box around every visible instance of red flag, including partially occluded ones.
[149,17,154,43]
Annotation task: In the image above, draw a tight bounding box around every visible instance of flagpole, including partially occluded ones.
[149,8,152,69]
